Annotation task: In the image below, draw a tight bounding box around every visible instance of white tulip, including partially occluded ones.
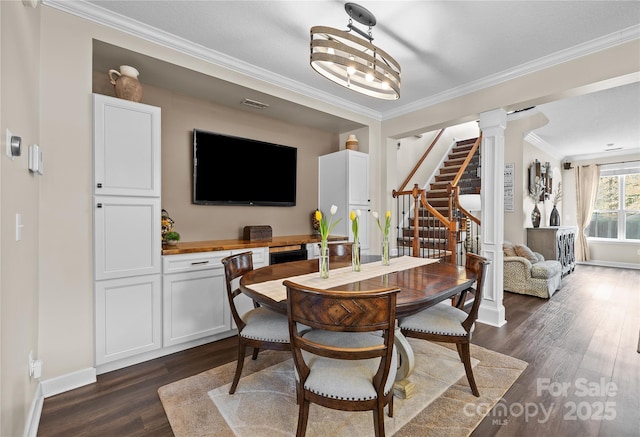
[330,205,338,215]
[356,209,361,217]
[372,211,379,219]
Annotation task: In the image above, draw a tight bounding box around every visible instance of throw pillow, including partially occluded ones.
[503,241,517,257]
[515,244,539,263]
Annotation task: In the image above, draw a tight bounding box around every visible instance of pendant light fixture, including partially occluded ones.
[310,2,401,100]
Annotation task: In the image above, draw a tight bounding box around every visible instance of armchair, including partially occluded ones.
[503,241,562,298]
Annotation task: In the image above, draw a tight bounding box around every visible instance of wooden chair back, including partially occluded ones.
[461,253,490,332]
[328,241,353,260]
[221,251,254,332]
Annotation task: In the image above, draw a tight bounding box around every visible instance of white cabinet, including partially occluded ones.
[318,150,370,252]
[162,247,268,347]
[93,94,161,371]
[93,94,161,197]
[95,274,162,365]
[94,196,161,280]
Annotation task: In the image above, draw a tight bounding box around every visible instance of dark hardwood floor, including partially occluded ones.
[37,264,639,436]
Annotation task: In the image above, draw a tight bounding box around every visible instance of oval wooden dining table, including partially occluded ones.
[239,256,477,398]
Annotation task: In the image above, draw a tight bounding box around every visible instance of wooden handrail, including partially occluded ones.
[450,133,482,188]
[397,128,445,193]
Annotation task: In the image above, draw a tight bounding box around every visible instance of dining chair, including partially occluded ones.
[328,241,353,260]
[221,252,291,394]
[284,280,400,437]
[397,253,490,397]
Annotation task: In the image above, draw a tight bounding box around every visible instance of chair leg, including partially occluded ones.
[229,341,246,394]
[252,347,260,360]
[373,402,386,437]
[456,342,479,397]
[388,393,394,417]
[296,398,310,437]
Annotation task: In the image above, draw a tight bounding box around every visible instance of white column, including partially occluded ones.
[478,109,507,327]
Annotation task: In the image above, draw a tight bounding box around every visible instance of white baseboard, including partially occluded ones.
[40,367,97,398]
[577,260,640,270]
[24,383,43,437]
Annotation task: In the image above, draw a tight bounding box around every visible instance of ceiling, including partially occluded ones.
[54,0,640,159]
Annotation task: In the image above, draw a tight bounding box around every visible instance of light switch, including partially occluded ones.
[16,213,24,241]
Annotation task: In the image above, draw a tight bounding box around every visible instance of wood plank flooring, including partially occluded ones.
[37,264,639,436]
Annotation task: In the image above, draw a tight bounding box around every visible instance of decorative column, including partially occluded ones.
[478,109,507,327]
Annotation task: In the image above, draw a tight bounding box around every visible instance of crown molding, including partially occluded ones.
[43,1,638,124]
[42,0,382,121]
[383,24,640,120]
[524,132,564,161]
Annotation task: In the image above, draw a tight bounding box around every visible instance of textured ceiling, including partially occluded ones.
[61,0,640,159]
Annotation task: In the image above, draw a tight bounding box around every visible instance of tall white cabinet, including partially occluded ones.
[93,94,162,369]
[318,149,370,252]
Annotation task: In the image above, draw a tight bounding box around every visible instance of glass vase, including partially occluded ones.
[382,235,390,266]
[352,239,361,272]
[319,240,330,279]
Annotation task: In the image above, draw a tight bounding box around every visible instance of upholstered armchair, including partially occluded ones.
[503,241,562,298]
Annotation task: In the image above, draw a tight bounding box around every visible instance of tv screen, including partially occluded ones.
[193,129,297,206]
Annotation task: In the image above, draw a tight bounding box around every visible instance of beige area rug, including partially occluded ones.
[158,339,527,437]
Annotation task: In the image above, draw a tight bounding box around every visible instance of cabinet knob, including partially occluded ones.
[96,183,102,188]
[97,203,102,208]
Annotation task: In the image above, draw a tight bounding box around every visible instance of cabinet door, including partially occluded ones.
[351,203,370,252]
[348,151,370,205]
[93,94,161,197]
[95,274,161,365]
[94,196,161,280]
[162,268,230,347]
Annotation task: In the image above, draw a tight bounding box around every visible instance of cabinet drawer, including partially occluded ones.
[231,247,268,266]
[162,251,231,274]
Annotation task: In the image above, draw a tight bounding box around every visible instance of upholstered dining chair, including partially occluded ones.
[284,280,400,437]
[327,241,353,261]
[398,253,490,397]
[221,252,291,394]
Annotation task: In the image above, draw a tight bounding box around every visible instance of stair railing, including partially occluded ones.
[392,133,483,265]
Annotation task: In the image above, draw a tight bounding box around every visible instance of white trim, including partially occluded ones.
[41,0,639,122]
[41,0,381,121]
[40,367,97,398]
[577,260,640,270]
[524,132,564,161]
[23,384,43,437]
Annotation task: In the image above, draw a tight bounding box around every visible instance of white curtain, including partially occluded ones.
[574,165,600,261]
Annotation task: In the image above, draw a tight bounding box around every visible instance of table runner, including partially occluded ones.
[248,255,439,302]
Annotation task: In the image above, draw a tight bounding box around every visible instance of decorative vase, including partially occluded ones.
[550,205,560,226]
[108,65,143,102]
[531,204,541,228]
[381,235,390,266]
[319,240,330,279]
[345,134,359,151]
[352,239,361,272]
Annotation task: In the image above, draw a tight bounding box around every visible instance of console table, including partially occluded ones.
[527,227,576,277]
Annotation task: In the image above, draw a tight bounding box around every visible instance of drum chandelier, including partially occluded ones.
[310,2,401,100]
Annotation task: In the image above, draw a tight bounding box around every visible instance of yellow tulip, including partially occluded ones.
[386,210,391,219]
[315,210,322,221]
[350,211,356,221]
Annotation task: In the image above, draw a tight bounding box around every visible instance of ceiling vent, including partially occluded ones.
[241,98,269,110]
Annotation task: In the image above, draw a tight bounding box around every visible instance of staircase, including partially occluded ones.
[396,138,480,261]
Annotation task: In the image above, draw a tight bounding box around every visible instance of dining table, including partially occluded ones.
[239,255,477,398]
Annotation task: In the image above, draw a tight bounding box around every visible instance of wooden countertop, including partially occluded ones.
[161,234,347,255]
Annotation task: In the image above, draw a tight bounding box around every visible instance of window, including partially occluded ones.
[588,162,640,240]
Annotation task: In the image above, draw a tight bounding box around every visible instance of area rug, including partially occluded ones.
[158,338,527,436]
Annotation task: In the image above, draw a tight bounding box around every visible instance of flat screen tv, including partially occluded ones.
[193,129,297,206]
